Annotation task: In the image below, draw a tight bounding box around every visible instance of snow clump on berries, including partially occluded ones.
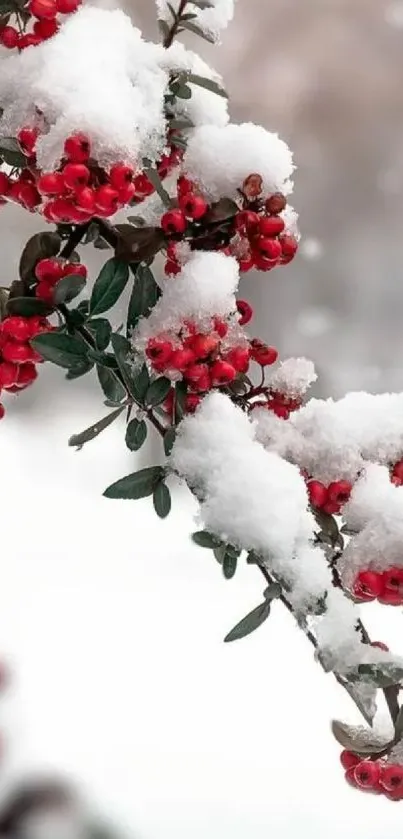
[155,0,236,43]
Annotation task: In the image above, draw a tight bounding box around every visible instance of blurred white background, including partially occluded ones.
[2,0,403,836]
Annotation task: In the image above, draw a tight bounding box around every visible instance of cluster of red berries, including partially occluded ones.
[159,174,298,276]
[0,313,50,418]
[0,129,181,222]
[307,478,352,515]
[34,256,87,305]
[0,0,81,51]
[146,311,278,397]
[352,567,403,605]
[341,750,403,800]
[250,387,303,420]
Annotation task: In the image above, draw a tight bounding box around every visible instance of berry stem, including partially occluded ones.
[162,0,189,48]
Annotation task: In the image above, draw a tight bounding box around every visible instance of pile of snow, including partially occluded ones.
[155,0,236,43]
[267,357,317,399]
[160,42,229,127]
[183,123,295,202]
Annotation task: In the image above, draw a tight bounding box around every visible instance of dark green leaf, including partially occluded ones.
[146,377,171,407]
[0,138,26,168]
[125,418,147,451]
[126,264,160,334]
[19,232,61,283]
[203,197,238,225]
[88,350,117,368]
[169,134,188,150]
[213,545,227,564]
[132,363,150,402]
[89,259,129,316]
[263,582,282,601]
[153,482,172,519]
[53,274,86,305]
[175,83,192,99]
[174,380,187,423]
[356,663,403,688]
[6,296,52,317]
[126,216,146,226]
[158,18,170,39]
[0,287,8,321]
[114,225,165,264]
[163,427,176,457]
[181,12,198,20]
[331,720,391,755]
[68,406,124,449]
[191,0,214,7]
[169,116,194,130]
[224,601,271,643]
[65,358,94,380]
[111,333,145,402]
[187,72,228,98]
[395,706,403,741]
[143,167,172,208]
[223,552,237,580]
[96,365,126,403]
[104,466,164,500]
[31,332,88,369]
[192,531,221,549]
[167,1,177,19]
[86,318,112,351]
[180,19,216,42]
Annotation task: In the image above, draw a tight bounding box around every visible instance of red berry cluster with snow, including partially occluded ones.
[0,313,49,418]
[341,750,403,801]
[0,0,81,51]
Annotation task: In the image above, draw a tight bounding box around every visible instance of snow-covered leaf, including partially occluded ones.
[331,720,391,755]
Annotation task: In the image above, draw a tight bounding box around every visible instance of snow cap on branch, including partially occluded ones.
[156,0,236,43]
[160,42,229,127]
[267,357,317,399]
[183,123,295,202]
[0,7,170,170]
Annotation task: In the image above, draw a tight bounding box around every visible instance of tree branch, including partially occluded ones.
[163,0,188,48]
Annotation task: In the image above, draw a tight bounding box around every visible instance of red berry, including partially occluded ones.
[33,17,59,38]
[242,173,263,199]
[210,360,236,386]
[224,346,250,374]
[189,334,219,360]
[56,0,81,11]
[238,254,255,272]
[270,401,290,420]
[0,402,4,419]
[161,209,187,235]
[1,317,32,342]
[16,363,38,387]
[37,172,65,196]
[35,281,54,303]
[64,133,91,163]
[382,567,403,602]
[145,338,173,367]
[2,341,36,364]
[322,500,341,515]
[46,198,77,223]
[28,0,57,17]
[177,176,194,198]
[236,300,253,326]
[0,25,19,48]
[18,183,41,210]
[265,193,287,215]
[179,193,208,220]
[255,236,282,262]
[35,258,63,284]
[74,186,95,212]
[353,570,384,602]
[94,185,119,214]
[63,261,87,279]
[250,339,278,367]
[133,173,154,197]
[307,480,328,509]
[327,480,352,508]
[354,761,381,789]
[391,459,403,485]
[340,751,360,771]
[371,641,389,652]
[380,764,403,792]
[184,363,209,385]
[259,215,285,237]
[17,127,39,155]
[109,163,134,190]
[213,318,228,338]
[18,33,42,48]
[62,162,90,190]
[169,348,196,372]
[29,316,51,337]
[235,210,260,235]
[0,173,11,196]
[280,235,298,258]
[165,260,181,276]
[185,394,201,412]
[0,361,18,388]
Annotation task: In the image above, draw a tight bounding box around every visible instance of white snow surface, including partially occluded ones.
[183,123,295,202]
[155,0,236,42]
[267,357,317,398]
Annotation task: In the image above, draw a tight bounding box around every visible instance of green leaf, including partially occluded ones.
[65,358,94,380]
[153,482,172,519]
[19,231,61,283]
[223,552,237,580]
[96,365,126,403]
[213,545,227,564]
[169,134,188,151]
[125,418,147,451]
[203,197,238,225]
[224,601,271,643]
[104,466,164,500]
[163,427,176,457]
[114,225,165,264]
[146,377,172,407]
[111,333,143,402]
[0,287,8,321]
[175,83,192,99]
[143,167,172,208]
[86,318,112,351]
[264,582,282,601]
[89,259,129,316]
[31,332,88,369]
[191,0,214,8]
[126,264,160,334]
[158,18,170,39]
[166,1,177,19]
[68,406,124,450]
[0,138,26,168]
[192,531,222,549]
[53,274,86,305]
[187,73,228,98]
[180,19,216,42]
[331,720,392,756]
[169,116,194,130]
[356,663,403,689]
[6,296,53,317]
[174,380,187,423]
[395,706,403,741]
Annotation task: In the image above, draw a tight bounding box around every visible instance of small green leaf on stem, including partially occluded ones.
[96,365,126,404]
[89,258,129,316]
[53,274,86,305]
[143,167,172,208]
[126,264,160,334]
[31,332,88,369]
[6,297,52,317]
[180,19,216,42]
[186,72,228,98]
[223,552,237,580]
[86,318,112,351]
[192,531,222,549]
[125,418,147,451]
[104,466,164,500]
[224,601,271,643]
[153,482,172,519]
[68,406,124,450]
[163,427,176,457]
[146,376,172,407]
[331,720,392,755]
[158,18,170,39]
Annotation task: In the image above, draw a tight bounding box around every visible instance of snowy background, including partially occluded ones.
[2,0,403,836]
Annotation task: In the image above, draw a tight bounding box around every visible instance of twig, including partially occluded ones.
[163,0,188,48]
